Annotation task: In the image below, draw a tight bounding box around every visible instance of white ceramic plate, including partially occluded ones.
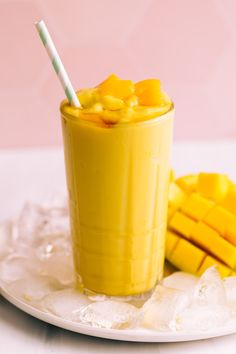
[1,286,236,342]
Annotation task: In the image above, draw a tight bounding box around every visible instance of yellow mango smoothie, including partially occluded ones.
[60,75,174,295]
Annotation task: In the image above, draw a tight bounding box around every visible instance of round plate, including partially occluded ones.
[1,286,236,342]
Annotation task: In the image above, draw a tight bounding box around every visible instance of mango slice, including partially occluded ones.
[166,172,236,278]
[135,79,163,106]
[98,74,134,100]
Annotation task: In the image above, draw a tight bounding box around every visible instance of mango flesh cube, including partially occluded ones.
[77,88,96,108]
[135,79,162,106]
[167,237,206,274]
[98,74,134,100]
[225,221,236,247]
[181,193,215,221]
[204,205,235,235]
[221,185,236,216]
[168,183,187,219]
[197,255,232,278]
[169,212,196,239]
[190,222,236,269]
[176,175,198,194]
[168,183,187,208]
[100,95,124,110]
[197,173,230,202]
[165,231,180,258]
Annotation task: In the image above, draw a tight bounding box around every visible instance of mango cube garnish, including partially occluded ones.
[166,172,236,278]
[135,79,163,106]
[77,88,97,108]
[98,74,134,100]
[100,95,125,111]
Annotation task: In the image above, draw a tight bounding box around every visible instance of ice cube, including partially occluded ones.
[75,300,139,329]
[141,285,190,331]
[194,266,227,306]
[36,234,72,261]
[0,254,40,284]
[224,276,236,307]
[88,291,150,308]
[162,272,199,293]
[16,203,45,246]
[16,202,70,248]
[5,275,61,304]
[0,221,13,260]
[41,289,91,320]
[38,252,75,287]
[176,304,231,331]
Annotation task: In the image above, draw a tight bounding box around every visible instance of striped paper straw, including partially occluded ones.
[35,20,80,107]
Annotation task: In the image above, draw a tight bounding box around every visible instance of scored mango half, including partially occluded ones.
[166,172,236,277]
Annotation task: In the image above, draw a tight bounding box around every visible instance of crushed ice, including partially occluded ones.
[1,202,236,331]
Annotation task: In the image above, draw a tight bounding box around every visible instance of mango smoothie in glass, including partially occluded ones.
[60,75,174,296]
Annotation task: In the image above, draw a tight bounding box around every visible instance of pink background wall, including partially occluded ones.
[1,0,236,148]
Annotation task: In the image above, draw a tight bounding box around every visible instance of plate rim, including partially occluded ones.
[1,286,236,342]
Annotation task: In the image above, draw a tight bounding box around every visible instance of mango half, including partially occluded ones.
[166,172,236,277]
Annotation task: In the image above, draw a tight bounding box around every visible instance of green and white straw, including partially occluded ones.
[35,20,80,107]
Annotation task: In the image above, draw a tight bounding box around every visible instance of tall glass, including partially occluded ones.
[61,106,174,296]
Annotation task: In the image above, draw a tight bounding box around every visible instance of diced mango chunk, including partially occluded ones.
[77,88,97,108]
[100,95,124,111]
[168,183,187,209]
[98,74,134,100]
[135,79,163,106]
[190,222,236,269]
[169,212,196,239]
[176,175,198,194]
[204,205,235,235]
[165,231,180,258]
[225,220,236,247]
[197,173,230,202]
[197,255,232,278]
[181,193,215,221]
[221,185,236,215]
[167,236,206,274]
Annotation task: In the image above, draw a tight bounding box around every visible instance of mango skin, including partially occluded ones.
[166,173,236,277]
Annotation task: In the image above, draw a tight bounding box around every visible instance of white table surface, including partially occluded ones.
[1,141,236,353]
